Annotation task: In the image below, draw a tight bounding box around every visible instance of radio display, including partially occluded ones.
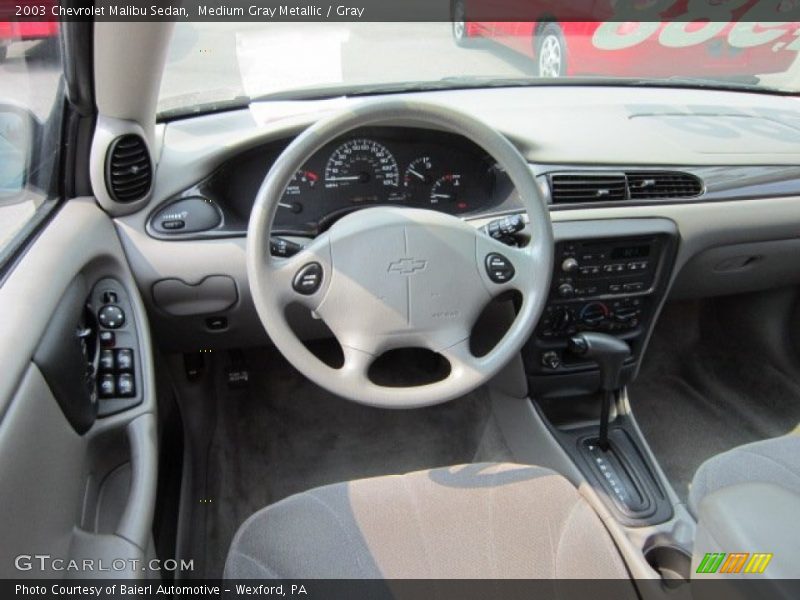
[611,245,650,260]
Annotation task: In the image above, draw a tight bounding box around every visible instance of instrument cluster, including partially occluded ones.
[273,127,500,233]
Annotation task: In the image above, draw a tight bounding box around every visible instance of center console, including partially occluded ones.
[522,219,679,526]
[524,219,678,397]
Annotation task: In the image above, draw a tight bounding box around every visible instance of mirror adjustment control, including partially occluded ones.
[98,305,125,329]
[485,253,515,283]
[293,263,323,295]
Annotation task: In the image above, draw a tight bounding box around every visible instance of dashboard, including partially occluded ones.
[125,86,800,365]
[149,126,515,238]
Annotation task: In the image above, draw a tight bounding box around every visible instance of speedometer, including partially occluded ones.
[324,139,400,192]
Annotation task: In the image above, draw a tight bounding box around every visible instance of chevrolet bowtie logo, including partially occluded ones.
[388,258,428,275]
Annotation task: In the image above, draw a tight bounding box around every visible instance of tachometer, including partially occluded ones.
[324,139,400,191]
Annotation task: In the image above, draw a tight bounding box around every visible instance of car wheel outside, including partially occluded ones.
[451,0,474,47]
[535,23,567,78]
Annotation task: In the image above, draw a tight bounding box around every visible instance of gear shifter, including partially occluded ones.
[568,332,631,451]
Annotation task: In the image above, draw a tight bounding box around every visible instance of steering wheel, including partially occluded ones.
[247,100,553,408]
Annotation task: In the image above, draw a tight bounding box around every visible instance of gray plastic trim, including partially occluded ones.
[152,275,239,317]
[91,116,155,217]
[116,414,157,551]
[0,198,158,576]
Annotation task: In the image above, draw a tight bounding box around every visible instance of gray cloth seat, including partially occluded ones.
[690,435,800,584]
[689,434,800,515]
[224,463,631,579]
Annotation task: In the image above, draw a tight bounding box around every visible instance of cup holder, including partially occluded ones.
[644,544,692,588]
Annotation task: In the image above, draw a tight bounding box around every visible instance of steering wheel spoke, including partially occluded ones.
[267,235,332,309]
[339,345,374,387]
[439,336,483,379]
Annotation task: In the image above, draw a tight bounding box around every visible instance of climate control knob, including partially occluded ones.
[579,302,610,327]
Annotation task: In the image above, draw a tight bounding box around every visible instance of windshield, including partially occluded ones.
[158,21,800,116]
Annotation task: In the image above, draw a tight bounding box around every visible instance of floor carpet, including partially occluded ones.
[190,346,512,578]
[629,298,800,504]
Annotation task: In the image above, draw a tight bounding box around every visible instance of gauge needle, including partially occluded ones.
[408,168,425,180]
[327,175,361,182]
[431,193,452,199]
[278,202,293,209]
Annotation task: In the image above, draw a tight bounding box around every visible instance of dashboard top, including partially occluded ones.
[158,86,800,172]
[136,86,800,233]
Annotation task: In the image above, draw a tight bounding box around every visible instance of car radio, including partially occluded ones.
[524,234,675,385]
[551,238,658,303]
[538,238,661,339]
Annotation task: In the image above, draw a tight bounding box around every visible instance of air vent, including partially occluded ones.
[627,171,703,200]
[105,134,152,203]
[549,170,704,204]
[549,173,627,204]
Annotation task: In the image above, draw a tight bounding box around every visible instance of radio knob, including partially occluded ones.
[561,257,580,273]
[557,283,575,298]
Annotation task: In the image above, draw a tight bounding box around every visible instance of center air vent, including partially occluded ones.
[549,170,703,204]
[549,173,627,204]
[105,134,152,203]
[627,171,703,200]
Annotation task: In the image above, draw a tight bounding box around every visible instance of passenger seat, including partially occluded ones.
[690,434,800,583]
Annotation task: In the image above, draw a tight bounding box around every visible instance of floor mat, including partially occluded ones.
[192,347,512,578]
[629,298,800,504]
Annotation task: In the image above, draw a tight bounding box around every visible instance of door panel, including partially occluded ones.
[0,198,157,578]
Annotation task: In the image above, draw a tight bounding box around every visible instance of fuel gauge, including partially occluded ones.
[429,173,463,207]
